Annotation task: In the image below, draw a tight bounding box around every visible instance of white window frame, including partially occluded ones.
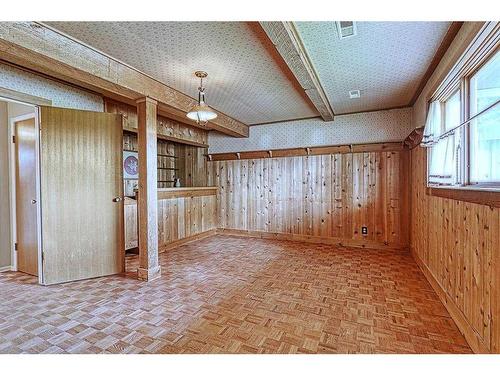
[426,22,500,191]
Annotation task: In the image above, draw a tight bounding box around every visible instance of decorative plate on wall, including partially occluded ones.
[123,150,139,180]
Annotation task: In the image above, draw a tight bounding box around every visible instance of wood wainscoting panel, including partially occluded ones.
[158,195,217,251]
[124,194,217,252]
[410,145,500,353]
[208,150,409,249]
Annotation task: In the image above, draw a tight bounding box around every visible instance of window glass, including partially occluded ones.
[470,105,500,182]
[444,90,461,131]
[469,51,500,183]
[428,130,460,186]
[470,51,500,116]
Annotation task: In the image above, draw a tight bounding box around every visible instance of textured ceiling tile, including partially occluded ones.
[295,21,451,114]
[45,21,318,125]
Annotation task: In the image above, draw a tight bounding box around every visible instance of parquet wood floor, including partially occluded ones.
[0,235,471,354]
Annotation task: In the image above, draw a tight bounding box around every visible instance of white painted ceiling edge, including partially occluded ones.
[208,107,413,153]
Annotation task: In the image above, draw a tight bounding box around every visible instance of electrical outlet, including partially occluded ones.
[361,226,368,235]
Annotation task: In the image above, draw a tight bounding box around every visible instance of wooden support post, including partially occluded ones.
[136,97,161,282]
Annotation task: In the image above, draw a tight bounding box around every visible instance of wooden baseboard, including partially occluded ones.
[158,229,217,253]
[411,248,490,353]
[0,265,13,272]
[216,228,407,251]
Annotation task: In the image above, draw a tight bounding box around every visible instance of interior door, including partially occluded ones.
[39,106,124,285]
[15,116,38,276]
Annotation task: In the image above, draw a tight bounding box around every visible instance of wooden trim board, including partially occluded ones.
[0,86,52,106]
[208,142,405,161]
[157,187,217,200]
[216,228,408,251]
[123,125,208,148]
[159,229,217,253]
[403,127,424,149]
[427,187,500,208]
[158,227,407,255]
[411,247,490,353]
[409,22,464,106]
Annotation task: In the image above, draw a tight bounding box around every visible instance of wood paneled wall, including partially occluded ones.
[157,195,216,248]
[114,98,208,192]
[176,144,208,187]
[123,132,207,192]
[208,151,409,249]
[410,145,500,353]
[124,195,217,251]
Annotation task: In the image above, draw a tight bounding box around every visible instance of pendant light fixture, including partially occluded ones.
[186,71,217,125]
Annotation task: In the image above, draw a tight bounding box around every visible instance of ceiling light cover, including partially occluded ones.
[187,71,217,125]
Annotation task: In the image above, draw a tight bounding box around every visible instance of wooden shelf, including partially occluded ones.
[122,150,179,159]
[157,187,218,200]
[157,153,178,158]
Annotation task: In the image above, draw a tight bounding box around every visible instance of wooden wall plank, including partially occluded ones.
[209,150,409,249]
[409,145,499,353]
[125,194,217,252]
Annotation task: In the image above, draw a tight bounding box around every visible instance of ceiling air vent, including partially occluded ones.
[349,90,361,99]
[336,21,357,39]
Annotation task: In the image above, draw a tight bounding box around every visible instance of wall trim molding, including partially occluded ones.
[411,248,490,353]
[403,127,424,149]
[0,265,13,272]
[427,186,500,208]
[158,229,217,253]
[409,22,464,106]
[208,141,405,161]
[0,86,52,106]
[216,228,407,251]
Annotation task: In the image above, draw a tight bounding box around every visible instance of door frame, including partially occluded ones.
[8,109,44,284]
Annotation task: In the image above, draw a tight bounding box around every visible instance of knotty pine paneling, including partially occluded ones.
[176,144,208,187]
[124,195,216,251]
[158,195,216,248]
[410,145,500,353]
[208,151,409,249]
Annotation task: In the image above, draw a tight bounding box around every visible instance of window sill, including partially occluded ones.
[426,186,500,208]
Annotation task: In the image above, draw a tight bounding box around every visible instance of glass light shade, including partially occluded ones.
[186,102,218,125]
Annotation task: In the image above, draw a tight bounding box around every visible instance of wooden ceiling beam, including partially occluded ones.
[0,22,249,138]
[259,21,335,122]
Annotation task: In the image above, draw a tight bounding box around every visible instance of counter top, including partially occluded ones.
[158,186,218,199]
[126,187,218,202]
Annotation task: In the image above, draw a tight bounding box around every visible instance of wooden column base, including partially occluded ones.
[137,266,161,282]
